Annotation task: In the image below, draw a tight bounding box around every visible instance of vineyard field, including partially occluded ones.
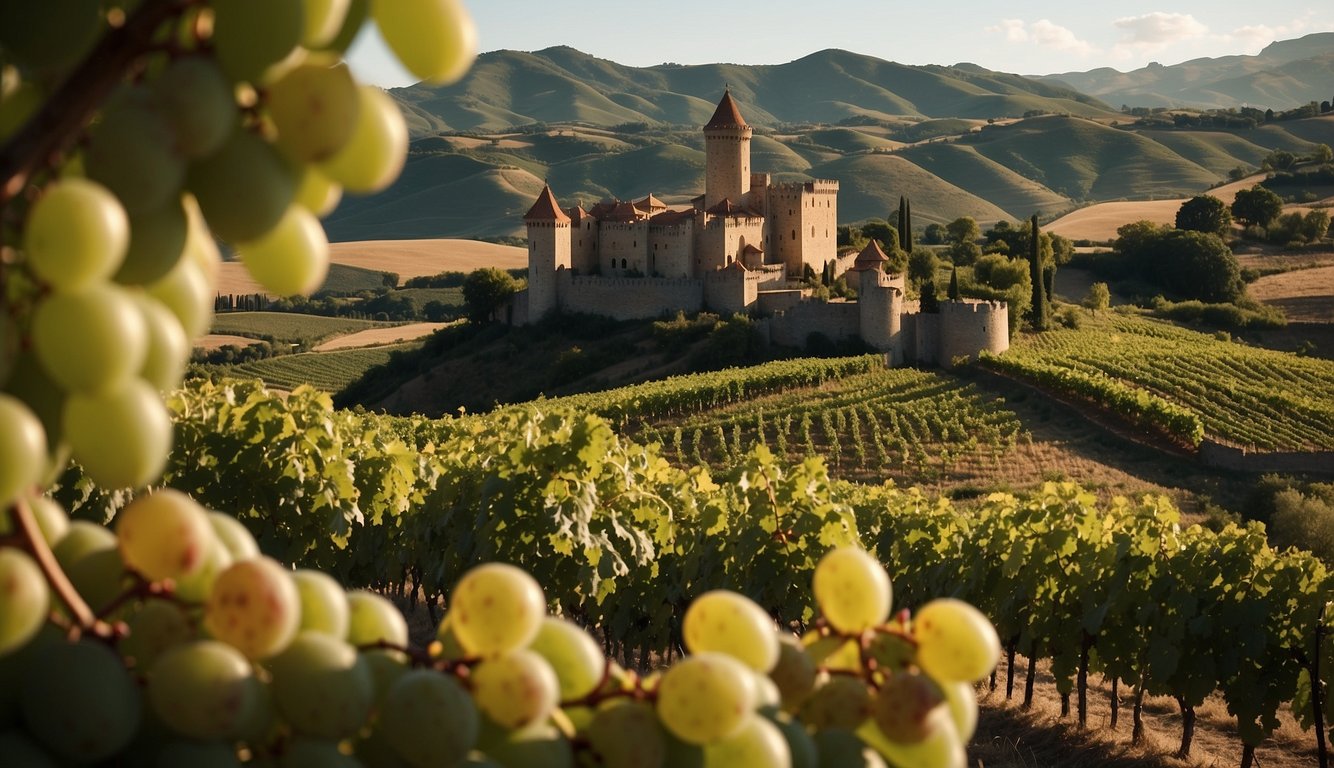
[224,343,422,392]
[992,311,1334,451]
[209,312,396,346]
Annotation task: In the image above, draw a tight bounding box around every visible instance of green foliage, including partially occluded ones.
[462,267,519,322]
[1027,215,1049,331]
[210,312,390,347]
[217,343,423,393]
[1313,144,1333,164]
[1175,194,1232,238]
[907,249,938,288]
[1148,296,1286,331]
[945,216,980,245]
[1082,282,1110,312]
[1113,222,1244,303]
[922,222,947,245]
[1231,184,1284,228]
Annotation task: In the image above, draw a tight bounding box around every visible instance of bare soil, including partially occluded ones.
[193,334,263,351]
[326,239,526,284]
[312,322,453,351]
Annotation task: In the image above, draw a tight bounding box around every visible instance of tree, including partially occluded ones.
[1301,209,1332,242]
[1114,225,1244,303]
[907,248,938,288]
[1262,150,1297,171]
[947,266,960,300]
[463,268,519,322]
[919,279,940,313]
[1175,195,1232,238]
[1027,215,1049,330]
[904,198,914,252]
[948,240,982,266]
[1083,282,1110,312]
[1313,143,1333,164]
[922,223,947,244]
[1231,185,1284,228]
[860,219,901,256]
[945,216,980,245]
[896,197,907,251]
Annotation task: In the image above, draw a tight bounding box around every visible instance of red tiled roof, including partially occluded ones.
[724,259,748,272]
[524,185,569,222]
[601,201,645,222]
[706,198,760,217]
[649,209,694,225]
[705,90,748,130]
[635,193,667,211]
[566,205,591,220]
[851,239,890,270]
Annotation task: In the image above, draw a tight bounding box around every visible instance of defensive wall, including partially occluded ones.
[767,301,861,348]
[556,272,703,321]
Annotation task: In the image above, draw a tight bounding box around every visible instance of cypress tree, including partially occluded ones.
[1028,214,1048,330]
[948,265,960,300]
[896,197,906,251]
[904,198,913,253]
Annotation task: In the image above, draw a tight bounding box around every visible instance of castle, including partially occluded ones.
[512,91,1008,366]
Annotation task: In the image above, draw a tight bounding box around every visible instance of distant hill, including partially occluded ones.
[322,41,1334,241]
[1037,32,1334,110]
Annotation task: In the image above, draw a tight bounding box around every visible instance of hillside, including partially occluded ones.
[1037,32,1334,109]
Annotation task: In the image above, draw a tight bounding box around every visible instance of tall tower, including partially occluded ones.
[704,90,752,209]
[524,184,571,322]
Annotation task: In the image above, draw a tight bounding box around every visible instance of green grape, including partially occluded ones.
[448,562,546,657]
[148,256,214,340]
[434,611,467,660]
[295,165,343,217]
[656,652,757,746]
[65,547,128,614]
[302,0,351,47]
[798,675,870,731]
[20,495,69,546]
[1,352,69,484]
[702,715,789,768]
[379,670,479,768]
[268,60,360,163]
[812,547,891,634]
[64,377,172,489]
[147,640,259,740]
[156,740,244,767]
[280,738,363,768]
[204,556,300,660]
[940,680,978,742]
[855,718,964,768]
[0,312,16,388]
[911,598,1001,684]
[323,0,368,53]
[0,72,43,142]
[801,632,860,673]
[354,723,411,768]
[346,589,408,647]
[237,205,330,296]
[811,729,885,768]
[133,293,190,391]
[120,600,194,669]
[471,649,560,729]
[0,395,46,508]
[753,670,782,710]
[587,700,667,768]
[116,197,188,286]
[0,729,59,768]
[23,178,129,290]
[152,57,238,159]
[32,284,148,395]
[683,590,779,673]
[183,193,223,280]
[869,670,948,743]
[0,0,101,72]
[294,569,350,637]
[0,625,59,724]
[174,531,233,603]
[53,520,118,571]
[865,630,915,673]
[767,712,817,768]
[0,549,48,657]
[211,0,304,84]
[188,130,297,243]
[372,0,476,85]
[528,616,605,701]
[21,640,142,762]
[115,489,213,582]
[769,633,817,712]
[208,511,260,561]
[362,647,409,708]
[320,85,408,194]
[268,631,374,739]
[234,676,277,745]
[483,723,574,768]
[85,89,185,215]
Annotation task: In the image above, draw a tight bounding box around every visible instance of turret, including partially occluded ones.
[850,240,903,362]
[704,90,752,209]
[524,184,571,322]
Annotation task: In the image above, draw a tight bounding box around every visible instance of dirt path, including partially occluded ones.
[313,322,451,351]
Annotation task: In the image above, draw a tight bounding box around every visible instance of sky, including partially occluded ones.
[347,1,1334,89]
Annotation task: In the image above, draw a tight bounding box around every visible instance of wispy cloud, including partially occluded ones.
[1113,12,1208,50]
[986,18,1096,56]
[1222,21,1310,53]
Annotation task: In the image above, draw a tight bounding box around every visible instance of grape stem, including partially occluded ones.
[0,0,195,205]
[5,498,115,640]
[94,573,183,621]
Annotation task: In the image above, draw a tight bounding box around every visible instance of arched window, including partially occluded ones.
[811,226,815,237]
[621,258,627,269]
[791,229,796,240]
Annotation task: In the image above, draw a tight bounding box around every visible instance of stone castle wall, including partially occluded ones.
[526,220,570,321]
[570,218,599,274]
[704,125,751,208]
[599,221,649,275]
[649,222,693,278]
[557,271,703,321]
[939,300,1009,365]
[768,301,861,348]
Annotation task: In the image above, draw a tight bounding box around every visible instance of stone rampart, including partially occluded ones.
[768,301,860,348]
[557,272,702,320]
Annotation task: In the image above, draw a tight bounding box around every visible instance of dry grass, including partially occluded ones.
[194,334,262,351]
[1249,265,1334,322]
[215,262,267,297]
[327,239,526,284]
[312,322,452,351]
[1047,176,1266,243]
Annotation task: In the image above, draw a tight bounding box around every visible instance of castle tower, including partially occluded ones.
[524,184,571,322]
[850,240,904,363]
[704,90,752,209]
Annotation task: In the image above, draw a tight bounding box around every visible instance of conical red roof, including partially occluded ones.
[851,239,890,270]
[524,184,570,222]
[704,90,748,130]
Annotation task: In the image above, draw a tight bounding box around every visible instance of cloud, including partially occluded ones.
[1224,21,1310,53]
[1113,12,1208,49]
[986,19,1096,55]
